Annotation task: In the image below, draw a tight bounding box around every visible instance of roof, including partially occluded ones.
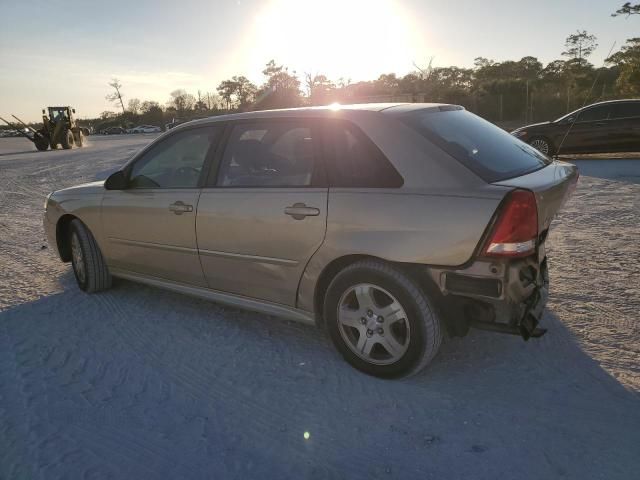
[589,98,640,105]
[183,103,455,128]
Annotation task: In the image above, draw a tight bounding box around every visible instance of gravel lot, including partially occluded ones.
[1,135,639,479]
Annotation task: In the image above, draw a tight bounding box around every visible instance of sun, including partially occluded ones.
[242,0,423,83]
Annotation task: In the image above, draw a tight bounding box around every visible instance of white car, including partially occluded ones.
[132,125,161,134]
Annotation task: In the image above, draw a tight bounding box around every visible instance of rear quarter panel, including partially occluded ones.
[494,161,578,233]
[296,187,506,312]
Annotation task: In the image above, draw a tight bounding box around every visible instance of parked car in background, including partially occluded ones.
[44,104,577,378]
[511,99,640,155]
[132,125,162,134]
[101,127,125,135]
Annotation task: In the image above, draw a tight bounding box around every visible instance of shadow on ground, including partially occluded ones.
[1,273,638,480]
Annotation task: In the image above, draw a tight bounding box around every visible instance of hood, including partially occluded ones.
[511,121,552,133]
[52,180,105,196]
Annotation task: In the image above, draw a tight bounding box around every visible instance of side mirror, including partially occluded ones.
[104,170,128,190]
[42,109,46,115]
[72,108,76,114]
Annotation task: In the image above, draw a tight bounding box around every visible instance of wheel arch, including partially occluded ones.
[56,214,79,262]
[529,135,555,155]
[311,254,445,329]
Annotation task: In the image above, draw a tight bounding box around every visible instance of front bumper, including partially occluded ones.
[43,200,62,260]
[428,253,550,340]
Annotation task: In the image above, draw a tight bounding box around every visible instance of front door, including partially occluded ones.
[196,120,328,306]
[102,126,222,286]
[560,103,614,154]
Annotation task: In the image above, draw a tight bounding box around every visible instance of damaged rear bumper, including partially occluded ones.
[428,253,550,340]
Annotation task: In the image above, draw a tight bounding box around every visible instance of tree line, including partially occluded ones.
[95,6,638,131]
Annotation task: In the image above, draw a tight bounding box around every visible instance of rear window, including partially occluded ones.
[399,108,550,182]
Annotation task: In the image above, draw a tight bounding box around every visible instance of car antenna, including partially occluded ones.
[554,41,617,157]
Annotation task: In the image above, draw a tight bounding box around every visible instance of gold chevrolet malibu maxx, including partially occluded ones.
[44,104,578,378]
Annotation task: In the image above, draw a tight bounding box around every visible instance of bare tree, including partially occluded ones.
[304,73,336,104]
[128,98,141,115]
[168,89,195,115]
[413,56,435,81]
[140,100,160,113]
[106,78,126,115]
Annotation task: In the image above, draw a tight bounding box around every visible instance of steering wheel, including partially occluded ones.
[174,166,200,181]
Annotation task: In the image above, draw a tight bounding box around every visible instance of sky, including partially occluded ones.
[0,0,637,121]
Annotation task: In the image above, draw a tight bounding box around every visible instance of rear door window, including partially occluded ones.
[323,120,403,188]
[610,102,640,119]
[399,108,550,183]
[216,121,320,187]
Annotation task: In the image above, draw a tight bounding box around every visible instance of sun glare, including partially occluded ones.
[244,0,423,82]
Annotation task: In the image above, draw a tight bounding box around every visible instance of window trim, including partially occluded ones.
[321,118,404,189]
[204,118,327,189]
[122,124,225,190]
[575,105,612,124]
[609,102,640,120]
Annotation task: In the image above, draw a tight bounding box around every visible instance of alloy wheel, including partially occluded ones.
[71,232,86,284]
[337,283,410,365]
[530,138,550,155]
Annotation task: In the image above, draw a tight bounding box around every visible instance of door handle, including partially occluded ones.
[169,201,193,215]
[284,203,320,220]
[594,122,607,127]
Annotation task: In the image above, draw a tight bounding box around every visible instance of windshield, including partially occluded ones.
[399,108,551,182]
[49,108,68,120]
[554,106,585,123]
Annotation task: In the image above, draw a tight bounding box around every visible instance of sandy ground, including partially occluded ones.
[1,135,639,479]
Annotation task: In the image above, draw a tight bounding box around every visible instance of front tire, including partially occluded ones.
[34,132,49,151]
[324,260,442,378]
[69,219,112,293]
[528,136,554,156]
[61,130,74,149]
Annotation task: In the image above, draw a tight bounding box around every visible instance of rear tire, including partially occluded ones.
[61,130,74,149]
[324,260,442,378]
[74,131,84,147]
[69,219,112,293]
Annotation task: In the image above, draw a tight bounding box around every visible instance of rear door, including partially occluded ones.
[610,102,640,152]
[196,119,328,306]
[102,126,222,286]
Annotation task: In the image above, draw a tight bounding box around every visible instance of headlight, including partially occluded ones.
[44,192,53,209]
[511,130,527,138]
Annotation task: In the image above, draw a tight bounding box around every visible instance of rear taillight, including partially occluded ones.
[483,189,538,258]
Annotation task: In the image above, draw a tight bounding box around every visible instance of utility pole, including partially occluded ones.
[525,80,529,123]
